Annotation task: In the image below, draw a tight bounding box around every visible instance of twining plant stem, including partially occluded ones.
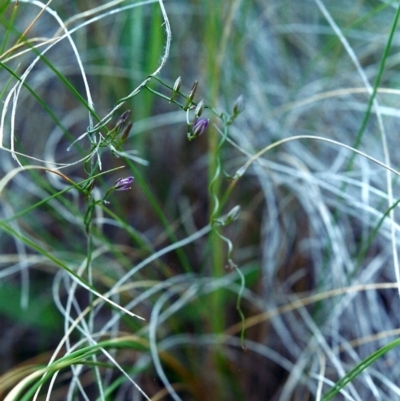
[203,2,226,352]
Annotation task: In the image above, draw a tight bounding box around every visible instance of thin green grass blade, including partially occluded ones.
[322,337,400,400]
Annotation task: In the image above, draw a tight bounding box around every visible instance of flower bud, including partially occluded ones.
[114,176,134,191]
[188,117,209,140]
[115,110,131,132]
[188,81,198,102]
[213,205,241,226]
[184,80,198,110]
[225,205,241,224]
[233,95,245,115]
[173,76,182,92]
[170,76,182,102]
[194,100,204,117]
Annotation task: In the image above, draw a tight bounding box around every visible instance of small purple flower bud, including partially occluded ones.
[118,110,131,124]
[189,118,209,140]
[115,110,131,131]
[184,80,198,110]
[114,176,134,191]
[188,81,198,102]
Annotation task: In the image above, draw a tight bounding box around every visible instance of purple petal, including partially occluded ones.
[115,176,134,191]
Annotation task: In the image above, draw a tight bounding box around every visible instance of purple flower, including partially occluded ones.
[114,176,134,191]
[189,118,209,139]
